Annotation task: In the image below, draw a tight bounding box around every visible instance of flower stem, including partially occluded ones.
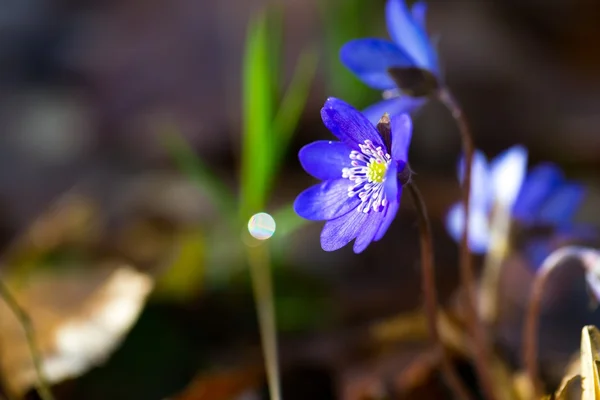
[406,182,473,400]
[438,88,497,400]
[522,246,592,398]
[479,204,512,325]
[0,279,54,400]
[246,241,281,400]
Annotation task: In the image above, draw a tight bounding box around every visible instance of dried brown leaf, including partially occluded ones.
[0,263,153,397]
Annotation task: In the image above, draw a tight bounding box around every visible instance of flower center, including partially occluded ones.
[342,140,392,213]
[367,160,386,183]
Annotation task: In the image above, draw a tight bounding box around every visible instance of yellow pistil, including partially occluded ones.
[367,160,387,183]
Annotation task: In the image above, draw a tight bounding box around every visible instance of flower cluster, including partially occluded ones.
[445,146,586,256]
[289,2,598,398]
[293,0,591,260]
[294,0,437,253]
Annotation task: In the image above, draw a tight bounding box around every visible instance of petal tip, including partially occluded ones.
[323,97,342,109]
[352,243,368,254]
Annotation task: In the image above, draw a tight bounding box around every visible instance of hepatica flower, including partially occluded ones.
[294,97,413,253]
[340,0,440,124]
[445,146,586,255]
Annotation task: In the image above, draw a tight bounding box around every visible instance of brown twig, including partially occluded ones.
[522,246,593,398]
[406,182,473,400]
[0,279,54,400]
[437,88,497,400]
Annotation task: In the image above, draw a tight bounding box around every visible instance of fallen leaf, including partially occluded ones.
[0,263,153,397]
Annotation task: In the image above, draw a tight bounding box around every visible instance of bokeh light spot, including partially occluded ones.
[248,212,276,240]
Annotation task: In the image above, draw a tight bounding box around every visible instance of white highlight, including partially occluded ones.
[248,212,276,240]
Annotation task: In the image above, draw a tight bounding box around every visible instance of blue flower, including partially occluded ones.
[294,97,413,253]
[523,225,597,271]
[340,0,439,124]
[445,145,586,255]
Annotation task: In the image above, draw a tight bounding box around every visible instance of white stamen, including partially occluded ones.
[342,140,392,214]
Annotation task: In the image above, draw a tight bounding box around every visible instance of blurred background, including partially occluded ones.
[1,0,600,399]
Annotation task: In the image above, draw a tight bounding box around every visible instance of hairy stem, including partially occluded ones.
[0,280,54,400]
[438,88,496,400]
[406,182,473,400]
[246,241,281,400]
[523,246,591,398]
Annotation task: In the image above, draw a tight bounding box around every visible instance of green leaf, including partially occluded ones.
[160,127,237,228]
[272,47,318,170]
[240,12,274,221]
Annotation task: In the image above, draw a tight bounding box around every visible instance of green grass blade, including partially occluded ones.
[160,128,237,227]
[240,12,274,221]
[246,243,281,400]
[272,47,318,168]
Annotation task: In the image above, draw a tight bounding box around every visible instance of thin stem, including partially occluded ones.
[246,241,281,400]
[438,88,497,400]
[522,246,591,398]
[406,182,473,400]
[0,280,54,400]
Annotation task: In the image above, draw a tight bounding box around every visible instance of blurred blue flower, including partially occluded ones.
[445,146,586,255]
[523,225,597,271]
[294,97,413,253]
[340,0,439,124]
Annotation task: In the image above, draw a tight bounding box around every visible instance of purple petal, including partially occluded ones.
[321,97,384,150]
[374,199,400,241]
[524,239,554,270]
[445,203,491,254]
[373,163,402,242]
[513,163,563,222]
[299,140,353,180]
[340,39,413,90]
[523,226,597,270]
[320,210,370,251]
[362,96,427,125]
[385,0,436,71]
[411,1,427,30]
[458,150,492,208]
[390,113,413,162]
[490,145,528,208]
[294,179,359,221]
[537,183,585,225]
[353,208,387,253]
[384,161,399,202]
[555,224,598,243]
